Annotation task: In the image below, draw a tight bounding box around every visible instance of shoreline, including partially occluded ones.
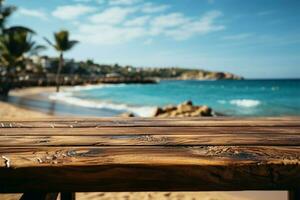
[0,100,52,120]
[7,85,155,118]
[5,85,122,118]
[1,86,70,120]
[4,81,300,118]
[10,86,55,96]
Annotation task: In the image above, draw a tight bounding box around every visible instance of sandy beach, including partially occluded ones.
[0,87,61,120]
[0,100,52,120]
[0,87,288,200]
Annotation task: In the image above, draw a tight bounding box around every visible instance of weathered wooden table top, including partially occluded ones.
[0,117,300,192]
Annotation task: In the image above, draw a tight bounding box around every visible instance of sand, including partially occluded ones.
[0,100,52,120]
[0,87,288,200]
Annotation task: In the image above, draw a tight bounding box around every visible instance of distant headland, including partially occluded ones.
[1,55,243,87]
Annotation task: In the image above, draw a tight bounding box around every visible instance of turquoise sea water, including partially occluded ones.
[48,79,300,117]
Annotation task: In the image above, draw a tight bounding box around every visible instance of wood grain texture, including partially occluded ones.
[1,134,300,146]
[0,146,300,192]
[0,117,300,128]
[0,117,299,192]
[1,126,300,136]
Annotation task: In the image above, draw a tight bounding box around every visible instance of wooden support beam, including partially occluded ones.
[20,192,58,200]
[60,192,75,200]
[288,190,300,200]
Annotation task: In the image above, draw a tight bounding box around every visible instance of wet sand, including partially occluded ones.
[0,87,288,200]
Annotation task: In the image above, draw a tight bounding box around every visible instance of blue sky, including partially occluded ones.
[7,0,300,78]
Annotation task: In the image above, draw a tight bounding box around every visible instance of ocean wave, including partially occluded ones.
[49,92,155,117]
[218,99,261,107]
[66,84,126,92]
[230,99,261,107]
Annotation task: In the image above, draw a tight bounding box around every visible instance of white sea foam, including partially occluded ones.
[66,84,126,92]
[230,99,261,107]
[49,92,155,117]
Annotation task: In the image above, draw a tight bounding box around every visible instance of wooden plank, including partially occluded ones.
[1,116,299,122]
[1,146,300,167]
[1,133,300,146]
[0,118,300,128]
[3,117,300,123]
[1,126,300,136]
[0,118,299,192]
[0,146,299,192]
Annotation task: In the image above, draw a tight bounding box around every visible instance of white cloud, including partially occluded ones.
[18,8,47,20]
[52,4,96,20]
[124,16,150,26]
[141,3,170,13]
[75,9,225,45]
[89,7,136,24]
[223,33,253,40]
[75,24,146,44]
[150,11,224,40]
[109,0,142,6]
[74,0,105,3]
[151,13,190,29]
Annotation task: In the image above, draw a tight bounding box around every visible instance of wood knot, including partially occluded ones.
[1,155,10,168]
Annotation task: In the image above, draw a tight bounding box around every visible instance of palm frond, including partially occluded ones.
[67,40,79,50]
[30,45,47,55]
[6,26,35,34]
[0,29,44,67]
[51,30,79,51]
[43,37,57,49]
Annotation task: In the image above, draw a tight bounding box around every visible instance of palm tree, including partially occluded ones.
[0,29,46,95]
[44,30,78,92]
[0,0,40,96]
[0,0,14,34]
[0,0,32,34]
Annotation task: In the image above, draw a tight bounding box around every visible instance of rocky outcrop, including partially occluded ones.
[180,71,243,80]
[119,101,216,118]
[153,101,214,117]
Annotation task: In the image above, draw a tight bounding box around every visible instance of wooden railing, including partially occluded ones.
[0,117,299,200]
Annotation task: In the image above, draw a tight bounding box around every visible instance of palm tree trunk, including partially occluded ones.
[56,52,63,93]
[0,82,11,96]
[0,68,13,97]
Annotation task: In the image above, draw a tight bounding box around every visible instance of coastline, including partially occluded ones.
[4,79,300,118]
[0,87,62,119]
[1,86,77,120]
[10,86,59,97]
[7,85,153,117]
[0,87,53,120]
[0,100,51,120]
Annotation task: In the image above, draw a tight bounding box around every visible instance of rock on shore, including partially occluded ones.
[153,101,214,117]
[119,101,214,118]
